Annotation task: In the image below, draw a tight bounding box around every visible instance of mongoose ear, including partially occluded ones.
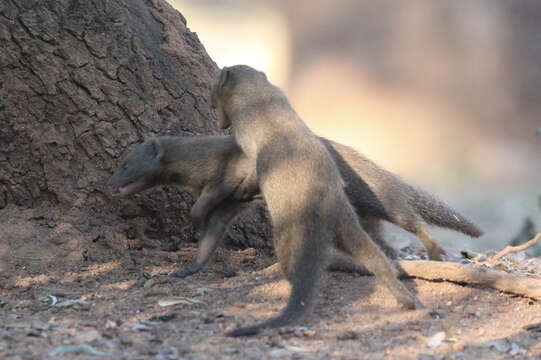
[147,138,164,160]
[217,66,229,89]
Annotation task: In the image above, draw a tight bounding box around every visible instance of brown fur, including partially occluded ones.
[212,65,420,336]
[106,136,371,277]
[108,134,482,277]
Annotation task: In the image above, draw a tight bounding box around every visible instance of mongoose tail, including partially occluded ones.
[227,276,316,336]
[227,236,324,337]
[410,188,483,237]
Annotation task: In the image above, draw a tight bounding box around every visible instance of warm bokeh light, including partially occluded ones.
[170,0,541,250]
[172,1,290,88]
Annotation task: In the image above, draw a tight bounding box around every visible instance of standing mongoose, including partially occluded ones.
[107,136,482,277]
[211,65,420,336]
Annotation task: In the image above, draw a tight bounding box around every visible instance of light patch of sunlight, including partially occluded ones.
[14,274,51,287]
[61,260,121,282]
[290,56,469,182]
[169,0,290,88]
[101,280,137,291]
[145,266,174,276]
[248,278,290,299]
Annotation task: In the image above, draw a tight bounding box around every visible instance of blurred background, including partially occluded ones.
[171,0,540,252]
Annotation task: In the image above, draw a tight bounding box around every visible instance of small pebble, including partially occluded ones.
[105,320,118,329]
[426,331,446,348]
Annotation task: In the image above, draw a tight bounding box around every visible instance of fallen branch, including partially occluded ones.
[492,231,541,261]
[397,260,541,301]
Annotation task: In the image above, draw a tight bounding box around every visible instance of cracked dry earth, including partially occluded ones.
[2,213,541,360]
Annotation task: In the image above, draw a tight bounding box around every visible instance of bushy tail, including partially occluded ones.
[227,236,324,337]
[408,187,483,237]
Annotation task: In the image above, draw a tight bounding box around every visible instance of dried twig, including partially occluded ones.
[397,260,541,301]
[260,257,541,301]
[492,231,541,261]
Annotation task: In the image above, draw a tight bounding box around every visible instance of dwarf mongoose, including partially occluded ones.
[212,65,421,336]
[107,136,481,277]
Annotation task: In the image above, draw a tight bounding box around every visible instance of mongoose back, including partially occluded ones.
[212,65,420,336]
[108,136,482,276]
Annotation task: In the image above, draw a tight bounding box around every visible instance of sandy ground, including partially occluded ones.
[1,207,541,360]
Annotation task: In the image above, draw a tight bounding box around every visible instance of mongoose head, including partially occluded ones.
[107,138,165,196]
[211,65,268,129]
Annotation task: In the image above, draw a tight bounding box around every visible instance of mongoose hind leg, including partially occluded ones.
[360,217,397,260]
[228,237,329,337]
[169,212,223,278]
[190,182,241,232]
[338,219,420,310]
[398,216,445,261]
[327,247,409,279]
[327,247,371,275]
[414,221,445,261]
[170,200,257,278]
[394,213,446,261]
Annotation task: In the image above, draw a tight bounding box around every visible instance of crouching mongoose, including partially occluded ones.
[211,65,421,336]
